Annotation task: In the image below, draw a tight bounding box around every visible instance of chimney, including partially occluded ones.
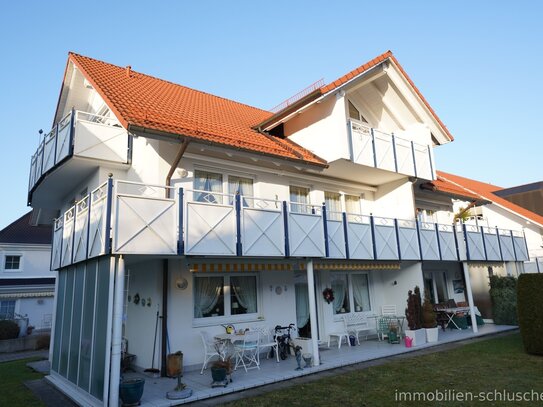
[125,65,132,78]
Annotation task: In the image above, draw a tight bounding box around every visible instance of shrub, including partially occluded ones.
[0,320,20,340]
[489,276,517,325]
[405,286,422,330]
[517,274,543,355]
[35,334,51,350]
[421,290,437,328]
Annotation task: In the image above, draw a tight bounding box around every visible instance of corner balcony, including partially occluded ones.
[28,110,130,208]
[50,180,529,270]
[348,120,435,181]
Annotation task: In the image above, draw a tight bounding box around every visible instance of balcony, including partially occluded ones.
[28,110,130,202]
[348,120,435,180]
[50,180,530,270]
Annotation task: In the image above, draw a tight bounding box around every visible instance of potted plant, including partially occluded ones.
[119,377,145,406]
[210,357,232,388]
[422,290,439,343]
[404,286,426,347]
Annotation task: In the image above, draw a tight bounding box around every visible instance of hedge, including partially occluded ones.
[0,320,20,340]
[489,275,517,325]
[517,274,543,355]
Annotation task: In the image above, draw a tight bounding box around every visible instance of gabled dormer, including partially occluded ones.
[257,51,453,185]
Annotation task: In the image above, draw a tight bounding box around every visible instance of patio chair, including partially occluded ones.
[233,330,260,372]
[199,331,226,374]
[254,325,279,363]
[381,305,397,316]
[377,316,395,341]
[327,318,351,349]
[343,314,373,345]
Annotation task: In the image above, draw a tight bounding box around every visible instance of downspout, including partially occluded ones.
[161,139,189,376]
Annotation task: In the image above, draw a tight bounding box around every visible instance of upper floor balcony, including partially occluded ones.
[28,110,130,207]
[50,179,529,270]
[348,120,435,181]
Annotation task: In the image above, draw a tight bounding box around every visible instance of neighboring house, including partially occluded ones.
[0,211,54,330]
[494,181,543,217]
[26,51,530,406]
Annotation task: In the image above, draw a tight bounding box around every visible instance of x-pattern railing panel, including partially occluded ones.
[374,223,398,260]
[351,124,373,166]
[288,213,325,257]
[74,120,128,163]
[87,188,108,259]
[51,224,63,270]
[413,143,432,180]
[73,198,89,263]
[483,231,501,261]
[398,226,420,260]
[373,131,395,172]
[348,222,373,259]
[242,208,284,256]
[60,207,75,268]
[466,230,486,260]
[438,230,457,260]
[395,138,415,176]
[327,220,346,258]
[42,130,57,173]
[497,230,515,261]
[185,202,236,255]
[420,229,440,260]
[513,236,529,261]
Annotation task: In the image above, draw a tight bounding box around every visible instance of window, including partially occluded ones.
[4,255,21,271]
[194,170,223,203]
[289,186,310,213]
[331,272,371,315]
[228,175,254,207]
[193,274,258,319]
[0,300,16,319]
[345,194,362,222]
[348,100,368,123]
[324,191,341,221]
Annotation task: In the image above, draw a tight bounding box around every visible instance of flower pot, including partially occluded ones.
[404,328,426,347]
[425,327,439,343]
[211,366,227,382]
[119,378,145,406]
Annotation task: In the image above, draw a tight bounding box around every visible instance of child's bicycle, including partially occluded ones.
[274,323,296,360]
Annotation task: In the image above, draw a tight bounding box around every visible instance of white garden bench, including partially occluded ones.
[343,314,375,345]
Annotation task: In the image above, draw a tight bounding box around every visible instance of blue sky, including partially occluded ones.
[1,1,541,229]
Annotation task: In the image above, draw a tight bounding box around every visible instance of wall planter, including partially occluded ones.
[404,328,426,347]
[119,378,145,406]
[425,327,439,343]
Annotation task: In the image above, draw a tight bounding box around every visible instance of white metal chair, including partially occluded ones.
[327,318,351,349]
[233,330,260,372]
[381,305,397,316]
[254,325,279,363]
[199,331,226,374]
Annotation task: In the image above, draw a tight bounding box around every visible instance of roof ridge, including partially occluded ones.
[69,52,273,117]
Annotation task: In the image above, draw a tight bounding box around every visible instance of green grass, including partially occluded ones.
[0,357,45,406]
[223,333,543,406]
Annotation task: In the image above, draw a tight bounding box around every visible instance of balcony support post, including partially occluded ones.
[282,201,290,257]
[462,261,478,333]
[342,212,350,259]
[305,259,320,367]
[235,194,242,256]
[109,255,125,407]
[322,203,329,258]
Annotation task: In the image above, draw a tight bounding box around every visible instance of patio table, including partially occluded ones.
[439,307,470,329]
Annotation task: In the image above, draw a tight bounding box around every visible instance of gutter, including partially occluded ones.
[165,140,189,198]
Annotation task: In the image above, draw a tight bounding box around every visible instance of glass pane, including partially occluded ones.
[348,101,360,121]
[230,276,257,315]
[59,269,75,377]
[228,175,253,207]
[345,195,361,222]
[0,300,15,319]
[324,191,341,221]
[331,274,350,314]
[194,170,223,203]
[290,186,310,213]
[79,262,96,391]
[68,265,85,384]
[51,271,66,373]
[194,277,224,318]
[352,274,371,312]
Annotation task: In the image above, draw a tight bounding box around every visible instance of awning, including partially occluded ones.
[299,261,401,271]
[189,262,293,273]
[0,291,54,299]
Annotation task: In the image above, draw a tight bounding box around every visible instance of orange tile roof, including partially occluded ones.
[320,50,454,141]
[437,171,543,227]
[425,176,482,201]
[68,53,326,166]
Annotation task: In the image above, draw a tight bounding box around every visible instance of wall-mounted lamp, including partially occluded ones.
[392,280,398,286]
[176,278,188,290]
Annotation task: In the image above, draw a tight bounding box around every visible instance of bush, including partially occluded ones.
[0,320,20,340]
[517,274,543,355]
[489,276,517,325]
[35,334,50,350]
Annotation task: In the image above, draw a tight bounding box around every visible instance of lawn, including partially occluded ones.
[0,357,45,407]
[223,333,543,406]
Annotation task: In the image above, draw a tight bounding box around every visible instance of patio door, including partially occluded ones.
[424,271,448,303]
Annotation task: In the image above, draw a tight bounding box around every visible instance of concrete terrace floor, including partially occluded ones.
[126,324,516,407]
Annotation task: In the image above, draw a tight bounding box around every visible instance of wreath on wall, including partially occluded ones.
[322,287,335,304]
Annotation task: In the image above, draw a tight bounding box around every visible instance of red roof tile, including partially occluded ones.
[437,171,543,227]
[426,176,482,201]
[68,53,326,166]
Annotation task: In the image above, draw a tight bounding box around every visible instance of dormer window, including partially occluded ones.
[348,100,368,123]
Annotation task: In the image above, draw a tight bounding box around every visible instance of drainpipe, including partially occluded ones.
[165,140,189,198]
[306,259,320,366]
[461,262,478,333]
[109,255,125,406]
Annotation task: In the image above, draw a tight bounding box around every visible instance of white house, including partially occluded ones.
[26,51,530,406]
[0,211,54,331]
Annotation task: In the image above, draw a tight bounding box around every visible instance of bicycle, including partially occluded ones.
[274,323,296,360]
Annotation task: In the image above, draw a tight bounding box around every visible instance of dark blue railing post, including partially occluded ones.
[391,134,399,173]
[480,227,488,261]
[70,207,77,265]
[453,223,461,261]
[370,215,377,260]
[371,128,378,168]
[85,195,92,261]
[178,188,184,255]
[235,194,242,256]
[495,227,503,261]
[53,123,59,165]
[49,221,56,271]
[342,212,350,259]
[39,139,45,177]
[69,108,76,157]
[415,220,423,260]
[58,220,63,268]
[510,230,518,261]
[435,223,442,260]
[322,203,329,258]
[523,229,530,261]
[282,201,290,257]
[394,219,401,260]
[411,141,418,178]
[104,177,114,254]
[463,223,471,261]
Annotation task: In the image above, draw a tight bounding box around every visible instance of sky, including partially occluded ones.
[0,1,542,229]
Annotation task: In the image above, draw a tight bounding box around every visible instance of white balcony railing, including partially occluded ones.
[349,120,435,180]
[50,180,530,270]
[28,110,129,197]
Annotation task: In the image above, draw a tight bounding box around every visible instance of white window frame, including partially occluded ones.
[330,271,373,321]
[3,253,23,272]
[0,299,17,319]
[289,185,311,214]
[192,272,260,327]
[193,166,256,206]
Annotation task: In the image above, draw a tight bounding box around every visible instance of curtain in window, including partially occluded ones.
[295,283,310,329]
[352,274,371,312]
[228,176,253,207]
[290,186,309,213]
[324,192,341,221]
[194,277,222,317]
[331,277,346,314]
[231,276,257,314]
[345,195,362,222]
[194,170,222,203]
